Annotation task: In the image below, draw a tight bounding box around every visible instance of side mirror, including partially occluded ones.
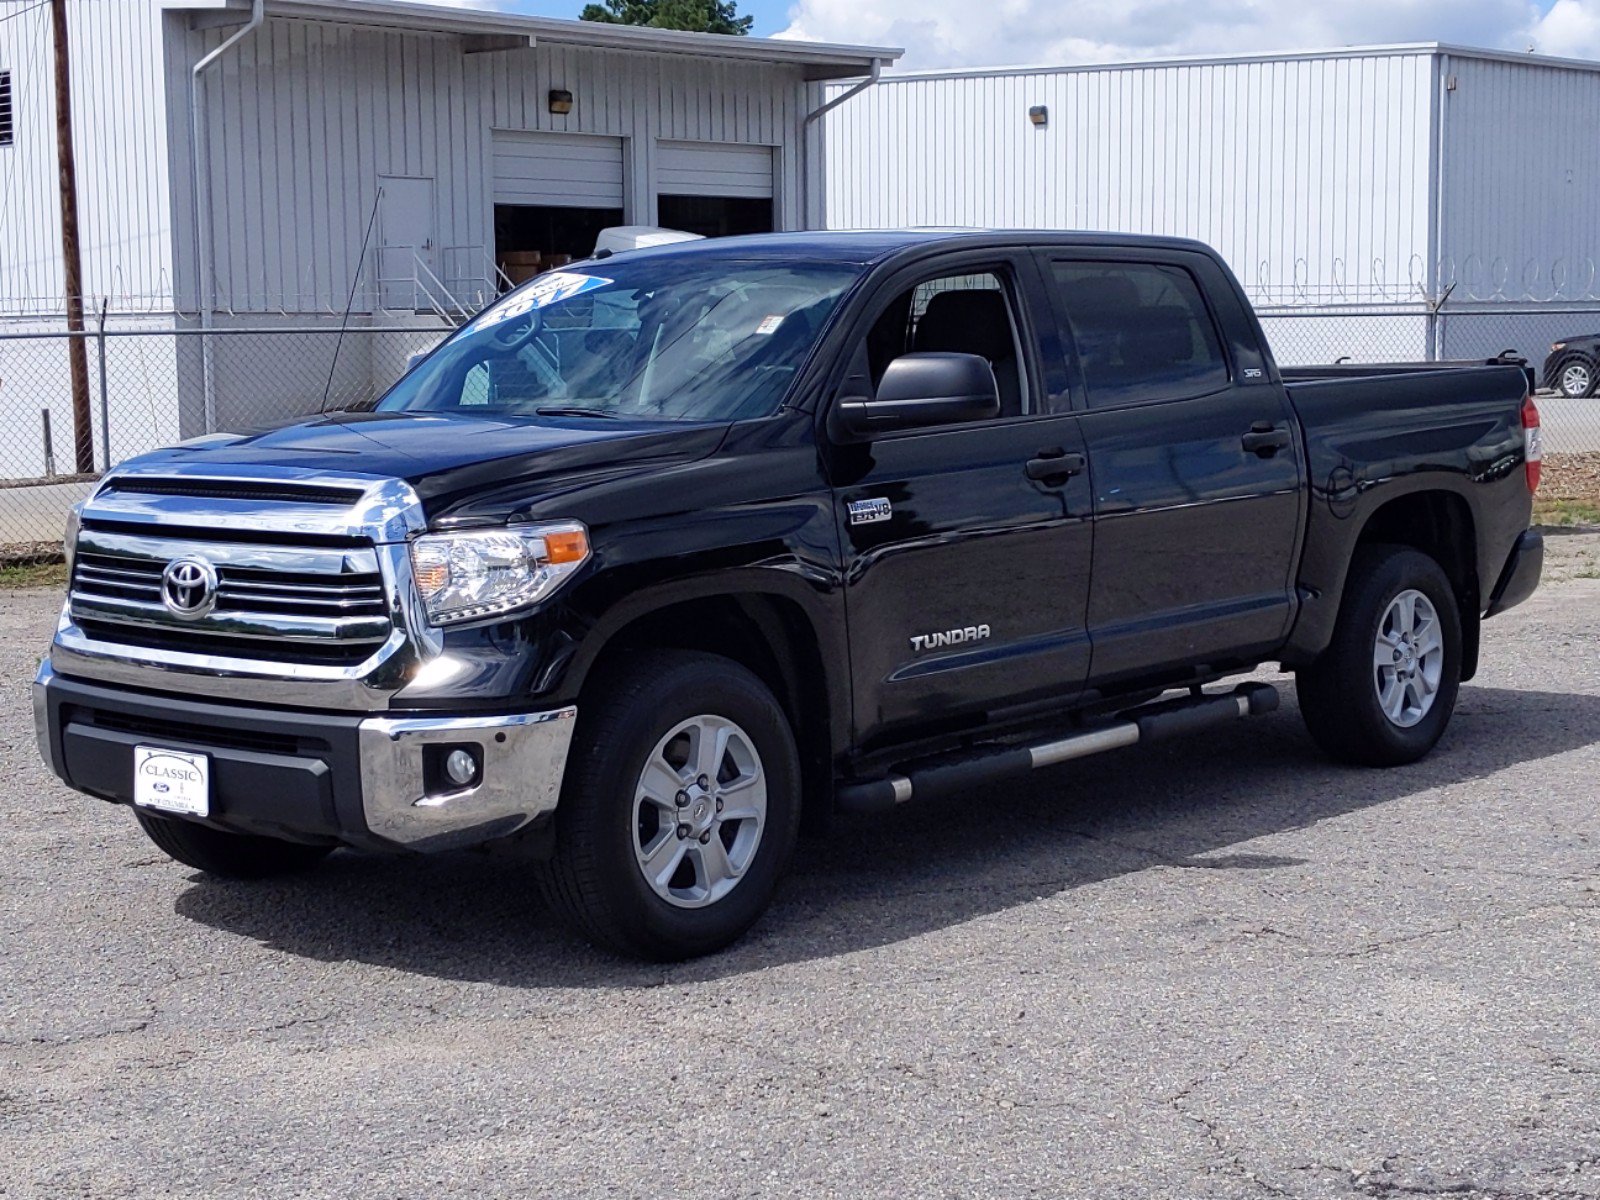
[836,352,1000,438]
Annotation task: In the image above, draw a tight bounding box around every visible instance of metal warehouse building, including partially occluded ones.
[0,0,897,479]
[821,44,1600,369]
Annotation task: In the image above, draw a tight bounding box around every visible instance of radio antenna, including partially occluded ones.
[320,185,384,413]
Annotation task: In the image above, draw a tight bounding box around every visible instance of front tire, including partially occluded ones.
[1296,545,1463,767]
[1556,357,1596,399]
[134,810,334,878]
[537,650,802,961]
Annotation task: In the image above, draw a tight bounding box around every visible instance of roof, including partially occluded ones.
[868,42,1600,82]
[171,0,901,80]
[585,228,1223,268]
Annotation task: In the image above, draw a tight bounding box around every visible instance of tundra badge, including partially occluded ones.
[848,497,893,525]
[910,625,992,653]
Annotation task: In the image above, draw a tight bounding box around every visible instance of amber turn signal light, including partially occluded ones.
[542,528,589,565]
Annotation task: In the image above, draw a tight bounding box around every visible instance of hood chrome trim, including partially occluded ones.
[79,463,428,544]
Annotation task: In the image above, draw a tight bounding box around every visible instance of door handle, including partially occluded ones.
[1025,449,1086,483]
[1241,424,1291,456]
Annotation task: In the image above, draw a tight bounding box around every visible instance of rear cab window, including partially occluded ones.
[1048,261,1231,408]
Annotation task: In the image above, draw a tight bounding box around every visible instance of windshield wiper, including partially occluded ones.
[533,406,622,420]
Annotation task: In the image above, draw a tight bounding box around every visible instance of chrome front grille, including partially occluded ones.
[73,551,389,621]
[68,529,393,667]
[51,466,438,709]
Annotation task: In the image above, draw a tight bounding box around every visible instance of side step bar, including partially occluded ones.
[836,682,1280,814]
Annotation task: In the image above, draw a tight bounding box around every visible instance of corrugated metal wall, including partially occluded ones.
[163,13,809,315]
[823,52,1439,307]
[1438,53,1600,303]
[0,0,173,315]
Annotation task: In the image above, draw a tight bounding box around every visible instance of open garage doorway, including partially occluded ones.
[656,141,775,239]
[492,130,625,286]
[656,195,773,239]
[493,204,623,285]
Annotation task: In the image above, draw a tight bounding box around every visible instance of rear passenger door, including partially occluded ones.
[1038,249,1305,686]
[828,253,1094,750]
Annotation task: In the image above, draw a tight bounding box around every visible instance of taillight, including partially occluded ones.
[1522,393,1542,493]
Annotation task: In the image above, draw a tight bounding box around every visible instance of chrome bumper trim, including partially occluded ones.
[33,660,63,778]
[357,706,578,852]
[35,657,578,856]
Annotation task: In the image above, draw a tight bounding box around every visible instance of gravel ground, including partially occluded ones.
[2,538,1598,1199]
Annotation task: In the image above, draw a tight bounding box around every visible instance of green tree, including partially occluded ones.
[580,0,753,35]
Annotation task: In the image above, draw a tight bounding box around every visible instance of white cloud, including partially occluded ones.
[777,0,1600,69]
[1528,0,1600,54]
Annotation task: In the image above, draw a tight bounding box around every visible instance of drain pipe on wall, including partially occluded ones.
[189,0,264,434]
[800,57,882,231]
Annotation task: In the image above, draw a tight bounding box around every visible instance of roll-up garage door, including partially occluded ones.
[492,131,624,207]
[657,141,774,198]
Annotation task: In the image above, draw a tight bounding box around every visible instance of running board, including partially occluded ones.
[835,682,1280,814]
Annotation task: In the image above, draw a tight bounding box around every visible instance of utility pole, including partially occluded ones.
[51,0,93,474]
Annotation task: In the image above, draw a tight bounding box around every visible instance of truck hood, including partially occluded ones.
[121,411,731,515]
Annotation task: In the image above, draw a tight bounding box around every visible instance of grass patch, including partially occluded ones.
[0,561,69,589]
[1533,497,1600,528]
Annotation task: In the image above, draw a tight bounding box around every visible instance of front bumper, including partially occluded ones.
[33,661,577,853]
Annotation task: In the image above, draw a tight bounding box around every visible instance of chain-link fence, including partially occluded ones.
[0,320,452,559]
[1261,304,1600,457]
[3,305,1598,561]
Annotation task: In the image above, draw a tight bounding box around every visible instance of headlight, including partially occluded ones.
[409,522,590,627]
[1552,342,1567,352]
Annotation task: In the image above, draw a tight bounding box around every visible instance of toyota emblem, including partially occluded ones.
[160,557,219,619]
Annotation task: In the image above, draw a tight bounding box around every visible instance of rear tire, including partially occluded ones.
[134,810,334,878]
[1296,545,1463,767]
[537,649,802,961]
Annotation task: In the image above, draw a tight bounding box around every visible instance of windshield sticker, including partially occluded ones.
[474,271,612,330]
[754,314,786,336]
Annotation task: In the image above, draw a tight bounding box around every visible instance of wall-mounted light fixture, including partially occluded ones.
[549,89,574,115]
[1028,105,1048,127]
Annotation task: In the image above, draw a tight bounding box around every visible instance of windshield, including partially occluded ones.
[379,258,862,423]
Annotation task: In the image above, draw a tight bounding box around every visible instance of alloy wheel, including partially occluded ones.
[632,714,767,908]
[1372,588,1444,729]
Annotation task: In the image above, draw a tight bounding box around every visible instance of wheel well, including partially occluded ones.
[1355,490,1481,677]
[1357,492,1476,599]
[1551,351,1596,381]
[581,594,835,826]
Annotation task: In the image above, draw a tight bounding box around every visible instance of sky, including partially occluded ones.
[425,0,1600,68]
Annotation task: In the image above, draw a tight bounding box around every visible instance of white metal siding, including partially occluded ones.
[492,131,625,207]
[0,0,173,315]
[163,14,812,315]
[657,140,774,197]
[1438,54,1600,302]
[823,53,1438,307]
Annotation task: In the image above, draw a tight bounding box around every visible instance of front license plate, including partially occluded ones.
[132,745,210,817]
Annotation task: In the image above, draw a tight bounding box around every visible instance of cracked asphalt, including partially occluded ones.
[2,536,1598,1199]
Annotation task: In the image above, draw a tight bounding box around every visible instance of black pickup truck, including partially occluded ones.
[34,231,1545,960]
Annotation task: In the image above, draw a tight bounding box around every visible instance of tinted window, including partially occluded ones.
[863,272,1029,418]
[1050,262,1228,407]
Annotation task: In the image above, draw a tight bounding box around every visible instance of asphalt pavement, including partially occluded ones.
[2,538,1597,1199]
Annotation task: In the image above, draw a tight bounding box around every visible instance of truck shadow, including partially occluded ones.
[173,681,1600,986]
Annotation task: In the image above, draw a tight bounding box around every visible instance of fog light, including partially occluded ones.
[445,748,478,787]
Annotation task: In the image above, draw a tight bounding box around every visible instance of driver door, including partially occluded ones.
[829,254,1094,751]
